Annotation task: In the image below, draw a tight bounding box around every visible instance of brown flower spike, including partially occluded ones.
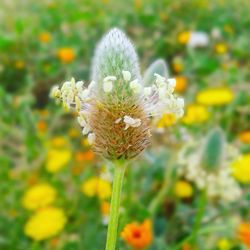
[50,28,184,160]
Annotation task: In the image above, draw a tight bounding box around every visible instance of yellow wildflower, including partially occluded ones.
[68,128,79,138]
[182,104,209,125]
[101,201,110,216]
[37,120,47,134]
[175,76,187,93]
[217,238,231,250]
[157,113,176,128]
[24,207,66,241]
[22,183,56,211]
[38,32,52,43]
[81,177,111,200]
[57,47,75,63]
[172,57,184,73]
[239,131,250,144]
[50,136,67,147]
[15,60,25,69]
[178,31,191,44]
[231,154,250,184]
[215,43,228,54]
[46,149,72,173]
[196,87,233,106]
[174,180,193,198]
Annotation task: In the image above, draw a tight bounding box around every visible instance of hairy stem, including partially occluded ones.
[105,161,126,250]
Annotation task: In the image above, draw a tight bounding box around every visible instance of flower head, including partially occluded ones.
[231,154,250,184]
[196,87,233,106]
[57,47,75,63]
[174,180,193,198]
[121,219,153,249]
[38,32,51,43]
[22,183,56,211]
[81,177,112,200]
[24,207,67,241]
[182,104,209,125]
[239,131,250,143]
[51,28,184,160]
[237,223,250,248]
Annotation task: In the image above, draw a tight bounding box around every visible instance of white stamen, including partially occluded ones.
[88,133,95,144]
[103,81,113,93]
[129,79,141,93]
[123,115,141,130]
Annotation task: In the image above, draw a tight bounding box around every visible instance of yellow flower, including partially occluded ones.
[178,31,191,44]
[239,131,250,144]
[175,76,188,93]
[174,180,193,198]
[217,238,231,250]
[196,87,233,106]
[38,32,52,43]
[157,113,176,128]
[24,207,66,241]
[81,177,111,200]
[100,201,110,216]
[50,136,67,148]
[46,149,72,173]
[172,57,184,73]
[22,184,56,211]
[121,219,153,249]
[37,120,47,134]
[57,47,75,63]
[231,154,250,184]
[14,60,25,69]
[68,128,79,138]
[215,43,228,54]
[182,104,209,125]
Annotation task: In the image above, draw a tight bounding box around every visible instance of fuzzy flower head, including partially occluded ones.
[51,28,184,160]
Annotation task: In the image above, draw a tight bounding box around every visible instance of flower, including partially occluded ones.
[57,47,75,63]
[217,238,232,250]
[22,183,56,211]
[100,201,110,225]
[215,43,228,54]
[51,28,184,160]
[182,104,209,125]
[156,113,176,128]
[81,177,112,200]
[175,76,187,93]
[174,180,193,198]
[178,31,191,44]
[239,131,250,143]
[24,207,67,241]
[231,154,250,184]
[38,32,51,43]
[196,87,233,106]
[46,149,72,173]
[187,31,209,48]
[121,219,153,249]
[37,120,47,133]
[75,150,94,162]
[237,223,250,248]
[50,136,67,147]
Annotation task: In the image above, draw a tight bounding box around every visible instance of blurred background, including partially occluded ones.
[0,0,250,249]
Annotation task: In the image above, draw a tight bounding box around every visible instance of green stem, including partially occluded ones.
[105,161,126,250]
[191,191,207,244]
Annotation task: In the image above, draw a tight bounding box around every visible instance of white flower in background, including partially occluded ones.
[187,31,209,48]
[177,128,241,202]
[51,28,184,159]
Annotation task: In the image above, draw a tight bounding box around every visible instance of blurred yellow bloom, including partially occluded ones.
[172,57,184,73]
[50,136,67,147]
[196,87,233,106]
[175,76,187,93]
[81,177,111,200]
[68,128,79,138]
[157,113,176,128]
[57,47,75,63]
[215,43,228,54]
[182,104,209,125]
[24,207,66,241]
[178,31,191,44]
[14,60,25,69]
[174,180,193,198]
[22,184,56,211]
[231,154,250,184]
[224,25,234,34]
[81,138,90,147]
[38,32,52,43]
[46,149,72,173]
[217,238,231,250]
[239,131,250,143]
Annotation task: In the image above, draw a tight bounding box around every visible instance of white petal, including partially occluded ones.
[122,70,131,81]
[129,79,141,93]
[88,133,95,144]
[103,81,113,93]
[104,76,116,82]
